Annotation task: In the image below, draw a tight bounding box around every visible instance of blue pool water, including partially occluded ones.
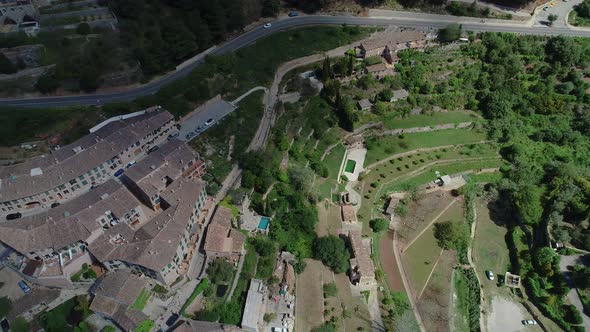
[258,216,270,230]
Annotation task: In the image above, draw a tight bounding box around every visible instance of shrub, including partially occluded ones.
[369,218,389,233]
[323,282,338,297]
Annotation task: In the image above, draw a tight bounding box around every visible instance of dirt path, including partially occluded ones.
[417,249,444,300]
[467,197,486,332]
[379,231,404,292]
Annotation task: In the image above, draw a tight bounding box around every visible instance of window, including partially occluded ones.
[69,179,77,185]
[81,180,88,186]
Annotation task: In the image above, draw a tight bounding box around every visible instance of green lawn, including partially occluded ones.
[40,296,91,332]
[130,288,151,311]
[365,128,488,165]
[324,144,346,180]
[402,224,442,294]
[134,319,154,332]
[219,197,240,218]
[467,171,502,184]
[384,158,503,192]
[382,110,479,129]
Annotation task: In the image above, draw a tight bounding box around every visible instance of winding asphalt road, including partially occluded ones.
[2,14,590,108]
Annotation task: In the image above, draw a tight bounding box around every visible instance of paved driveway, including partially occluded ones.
[178,98,236,142]
[487,296,534,332]
[534,0,584,28]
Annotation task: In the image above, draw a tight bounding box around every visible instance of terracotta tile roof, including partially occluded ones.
[348,229,375,279]
[341,205,357,223]
[359,30,427,52]
[0,180,142,254]
[210,206,233,227]
[0,110,173,202]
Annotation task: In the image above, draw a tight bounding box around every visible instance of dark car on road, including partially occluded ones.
[6,213,22,220]
[166,313,179,326]
[114,169,125,177]
[51,202,61,208]
[288,11,298,17]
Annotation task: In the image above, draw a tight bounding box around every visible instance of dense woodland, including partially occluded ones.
[106,0,280,75]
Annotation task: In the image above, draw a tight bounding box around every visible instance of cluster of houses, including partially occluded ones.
[0,107,219,330]
[0,0,39,34]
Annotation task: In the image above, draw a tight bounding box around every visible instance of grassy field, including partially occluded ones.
[382,110,479,129]
[402,200,464,295]
[402,224,442,294]
[324,144,346,180]
[417,251,456,332]
[364,128,488,165]
[472,198,510,294]
[295,259,326,332]
[355,141,497,225]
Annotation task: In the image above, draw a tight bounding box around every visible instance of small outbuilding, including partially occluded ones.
[391,89,409,102]
[357,99,373,111]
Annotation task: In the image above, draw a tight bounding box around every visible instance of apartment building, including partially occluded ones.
[0,0,37,26]
[0,132,209,287]
[0,107,175,215]
[120,138,206,210]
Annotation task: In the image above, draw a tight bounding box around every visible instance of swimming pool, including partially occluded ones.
[258,216,270,230]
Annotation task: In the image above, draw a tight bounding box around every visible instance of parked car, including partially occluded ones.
[167,132,180,140]
[50,202,61,208]
[543,6,549,10]
[147,146,159,153]
[126,161,136,169]
[6,213,22,220]
[114,169,125,177]
[288,11,299,17]
[165,313,179,326]
[186,132,195,140]
[18,280,31,294]
[522,319,537,325]
[1,318,9,332]
[195,125,203,132]
[485,270,494,281]
[263,23,272,28]
[204,118,215,126]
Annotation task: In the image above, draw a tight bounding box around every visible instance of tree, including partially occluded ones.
[250,236,275,257]
[76,22,91,35]
[262,0,280,17]
[313,235,350,273]
[0,296,11,318]
[438,24,462,42]
[369,218,389,233]
[533,247,558,276]
[36,73,60,94]
[545,36,581,65]
[322,56,332,80]
[79,67,100,92]
[11,317,30,332]
[547,14,558,26]
[0,53,16,74]
[206,258,234,284]
[433,220,468,250]
[575,0,590,18]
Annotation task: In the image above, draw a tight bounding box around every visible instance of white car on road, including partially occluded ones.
[263,23,272,28]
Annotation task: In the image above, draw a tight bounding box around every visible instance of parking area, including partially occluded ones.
[178,97,237,142]
[0,266,26,301]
